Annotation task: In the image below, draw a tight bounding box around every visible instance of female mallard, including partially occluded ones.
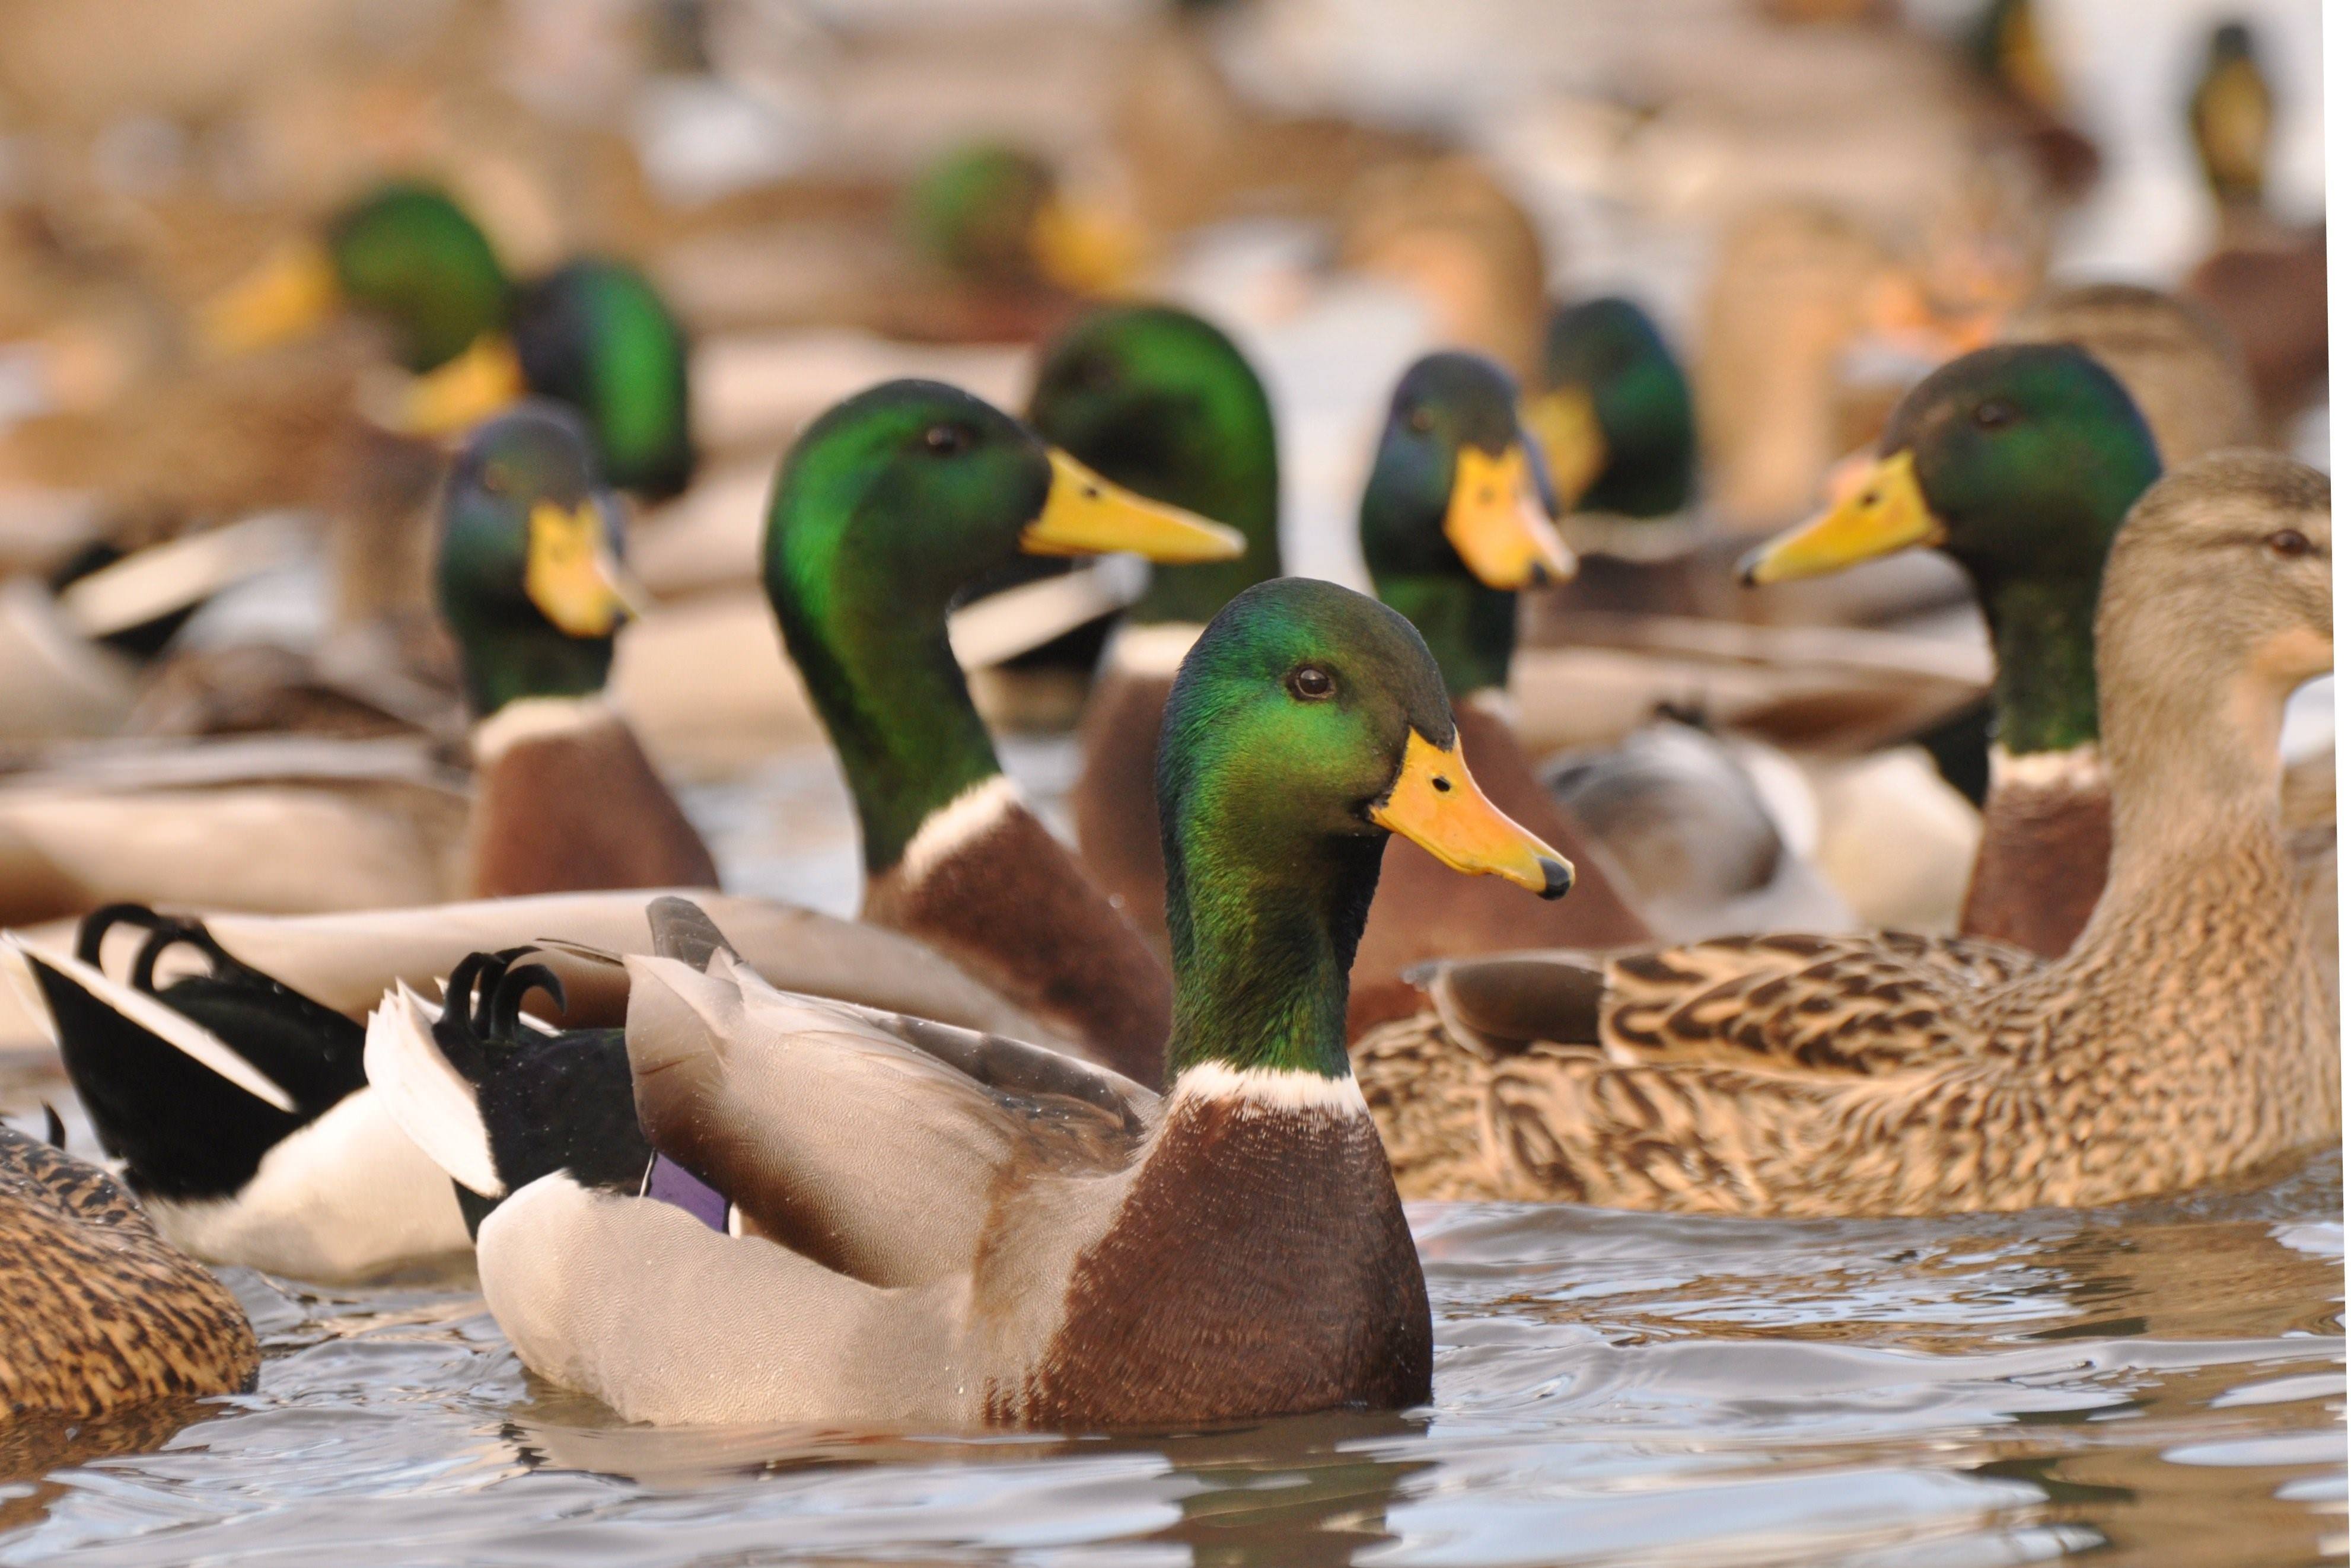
[206,181,695,499]
[764,378,1243,1083]
[1033,304,1285,956]
[1742,342,2158,957]
[1358,451,2334,1213]
[1350,352,1649,1034]
[367,576,1572,1427]
[1,1126,257,1419]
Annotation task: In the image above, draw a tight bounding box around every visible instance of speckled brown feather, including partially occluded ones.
[0,1129,258,1420]
[992,1091,1430,1428]
[1348,703,1651,1038]
[466,712,719,898]
[865,800,1172,1085]
[1960,773,2113,958]
[1071,663,1178,960]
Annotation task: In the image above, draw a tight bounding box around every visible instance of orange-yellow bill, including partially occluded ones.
[1445,443,1576,590]
[1370,729,1572,899]
[1739,448,1942,585]
[1023,447,1245,563]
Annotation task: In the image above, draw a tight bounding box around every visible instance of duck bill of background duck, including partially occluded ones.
[1371,729,1573,898]
[1445,442,1577,589]
[198,239,343,355]
[1021,448,1248,563]
[525,499,648,637]
[1522,386,1607,515]
[1739,449,1943,584]
[396,334,529,436]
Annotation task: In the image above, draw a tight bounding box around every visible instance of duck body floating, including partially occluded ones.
[370,578,1572,1427]
[1362,452,2336,1213]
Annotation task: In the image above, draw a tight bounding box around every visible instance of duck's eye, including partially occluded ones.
[1406,406,1435,434]
[1286,665,1336,701]
[923,423,973,456]
[2266,528,2312,559]
[482,462,514,496]
[1973,401,2016,430]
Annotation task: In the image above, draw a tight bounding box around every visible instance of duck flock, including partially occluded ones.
[0,0,2333,1481]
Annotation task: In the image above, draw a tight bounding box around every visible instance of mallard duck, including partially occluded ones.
[2000,282,2259,466]
[1,1124,257,1418]
[1742,342,2156,958]
[366,577,1572,1427]
[1524,297,1699,544]
[2178,20,2326,435]
[0,405,715,922]
[1358,451,2335,1213]
[12,885,1071,1282]
[1349,352,1650,1035]
[763,380,1243,1083]
[1033,304,1284,955]
[206,180,695,500]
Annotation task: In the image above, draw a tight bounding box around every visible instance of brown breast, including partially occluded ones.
[1070,665,1177,962]
[996,1091,1429,1429]
[1960,775,2113,960]
[467,710,719,899]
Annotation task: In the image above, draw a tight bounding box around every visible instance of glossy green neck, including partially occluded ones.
[1371,574,1512,698]
[1164,811,1379,1081]
[766,540,999,878]
[1124,441,1279,625]
[510,262,695,500]
[1984,575,2101,754]
[1587,384,1696,518]
[455,626,613,720]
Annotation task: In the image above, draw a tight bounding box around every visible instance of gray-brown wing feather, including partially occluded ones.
[623,954,1145,1289]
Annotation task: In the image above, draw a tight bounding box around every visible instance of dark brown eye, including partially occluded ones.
[1406,406,1435,434]
[1287,665,1335,700]
[1973,401,2015,430]
[2266,528,2312,558]
[481,462,512,496]
[923,423,972,456]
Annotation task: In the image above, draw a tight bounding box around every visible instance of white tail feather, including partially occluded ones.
[8,934,298,1114]
[363,981,504,1197]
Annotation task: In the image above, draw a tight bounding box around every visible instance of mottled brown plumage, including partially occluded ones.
[0,1129,259,1420]
[1356,453,2337,1215]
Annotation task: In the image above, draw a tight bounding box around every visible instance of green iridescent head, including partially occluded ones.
[1027,303,1281,624]
[1744,343,2162,754]
[510,260,696,501]
[904,144,1059,285]
[764,379,1242,873]
[1359,352,1573,698]
[1530,296,1696,518]
[1159,578,1568,1075]
[438,403,636,718]
[328,183,511,374]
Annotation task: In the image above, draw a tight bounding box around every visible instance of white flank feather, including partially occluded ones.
[363,981,504,1197]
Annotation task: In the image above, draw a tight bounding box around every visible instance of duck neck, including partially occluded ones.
[2097,659,2293,901]
[1162,824,1383,1081]
[767,571,1001,876]
[1121,440,1280,628]
[1371,573,1514,699]
[457,623,613,720]
[1981,573,2102,755]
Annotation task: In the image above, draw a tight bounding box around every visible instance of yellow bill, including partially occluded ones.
[1739,448,1942,585]
[398,333,528,436]
[1023,448,1247,563]
[1029,193,1148,295]
[1522,386,1605,515]
[1445,443,1576,590]
[525,500,649,638]
[199,240,341,356]
[1370,729,1572,899]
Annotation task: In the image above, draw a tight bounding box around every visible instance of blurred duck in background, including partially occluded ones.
[2178,18,2325,440]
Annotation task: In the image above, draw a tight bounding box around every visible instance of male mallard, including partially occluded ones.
[1350,352,1649,1035]
[2001,282,2259,466]
[1524,297,1699,546]
[206,181,695,499]
[1033,304,1284,955]
[1,1124,257,1419]
[763,379,1243,1083]
[1743,343,2156,957]
[2178,20,2326,435]
[1358,451,2334,1213]
[368,577,1572,1427]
